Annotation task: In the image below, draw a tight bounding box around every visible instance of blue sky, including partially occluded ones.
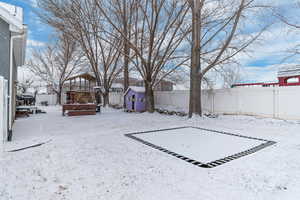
[0,0,52,45]
[2,0,300,84]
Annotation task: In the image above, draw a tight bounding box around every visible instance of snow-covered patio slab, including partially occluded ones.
[126,127,276,168]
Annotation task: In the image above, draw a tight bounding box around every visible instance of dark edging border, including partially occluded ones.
[7,140,52,152]
[125,127,276,168]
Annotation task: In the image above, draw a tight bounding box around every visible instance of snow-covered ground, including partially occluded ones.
[133,127,267,163]
[2,106,300,200]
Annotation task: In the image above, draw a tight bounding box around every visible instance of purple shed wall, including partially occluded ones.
[125,89,146,112]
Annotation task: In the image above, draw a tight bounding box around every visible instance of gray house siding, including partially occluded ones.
[0,2,27,141]
[0,17,10,81]
[0,17,12,140]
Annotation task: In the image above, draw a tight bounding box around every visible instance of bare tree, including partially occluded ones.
[274,1,300,61]
[187,0,269,117]
[28,33,83,104]
[106,0,137,108]
[97,0,190,112]
[39,0,124,106]
[108,0,136,93]
[219,66,242,88]
[17,76,43,105]
[203,65,242,89]
[17,78,34,94]
[274,1,300,28]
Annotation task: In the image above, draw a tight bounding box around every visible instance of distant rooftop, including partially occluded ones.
[278,65,300,78]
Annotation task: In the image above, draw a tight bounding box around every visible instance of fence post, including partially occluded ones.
[210,90,214,113]
[272,88,276,118]
[274,87,279,119]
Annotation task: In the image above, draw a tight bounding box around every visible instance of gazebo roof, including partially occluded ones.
[66,73,96,81]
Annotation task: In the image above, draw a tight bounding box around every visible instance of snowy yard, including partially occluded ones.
[2,106,300,200]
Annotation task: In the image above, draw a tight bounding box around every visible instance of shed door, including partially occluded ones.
[132,95,135,110]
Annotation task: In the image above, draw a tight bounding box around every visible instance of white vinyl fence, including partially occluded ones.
[36,94,62,105]
[110,87,300,120]
[0,76,8,143]
[109,92,124,105]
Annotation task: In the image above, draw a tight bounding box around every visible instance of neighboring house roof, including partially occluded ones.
[124,86,145,96]
[111,83,123,88]
[173,84,189,90]
[278,65,300,78]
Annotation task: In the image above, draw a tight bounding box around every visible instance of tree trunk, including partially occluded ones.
[189,72,202,117]
[123,40,129,92]
[56,93,61,105]
[33,90,38,105]
[123,45,129,108]
[103,91,110,107]
[95,79,102,105]
[123,0,129,93]
[124,59,129,91]
[123,9,130,108]
[95,90,102,105]
[145,81,155,113]
[56,86,63,105]
[189,1,202,118]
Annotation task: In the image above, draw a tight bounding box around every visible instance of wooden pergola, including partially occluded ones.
[65,73,97,104]
[66,73,96,92]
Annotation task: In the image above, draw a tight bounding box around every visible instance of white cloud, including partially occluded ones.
[232,23,300,83]
[27,39,45,47]
[241,65,280,82]
[29,0,37,7]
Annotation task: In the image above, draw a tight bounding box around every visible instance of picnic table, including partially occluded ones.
[15,110,30,118]
[16,106,38,114]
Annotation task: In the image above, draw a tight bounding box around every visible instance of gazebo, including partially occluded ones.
[65,73,96,104]
[62,73,98,116]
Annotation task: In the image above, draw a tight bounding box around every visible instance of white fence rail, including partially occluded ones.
[110,87,300,120]
[0,76,8,144]
[36,94,57,105]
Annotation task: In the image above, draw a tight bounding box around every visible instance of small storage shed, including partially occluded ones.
[124,87,146,112]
